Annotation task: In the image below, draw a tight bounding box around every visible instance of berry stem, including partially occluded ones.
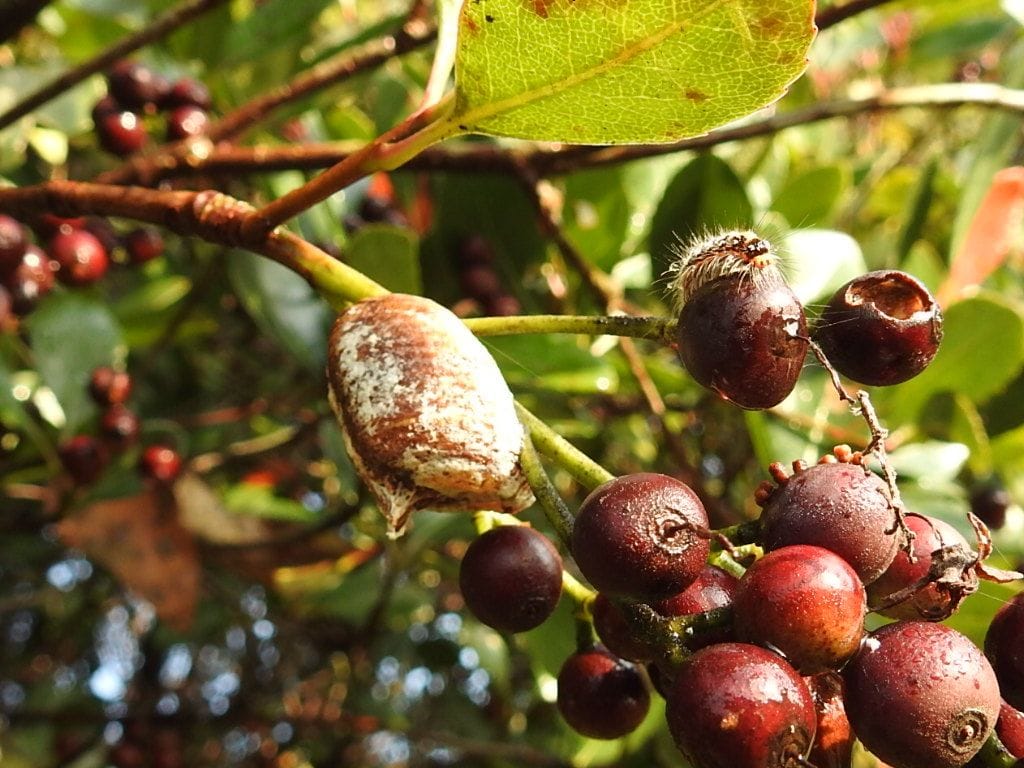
[516,403,614,491]
[518,435,575,547]
[465,314,673,341]
[977,732,1018,768]
[562,571,596,610]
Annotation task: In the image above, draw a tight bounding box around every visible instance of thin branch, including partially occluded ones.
[0,0,229,131]
[816,0,897,30]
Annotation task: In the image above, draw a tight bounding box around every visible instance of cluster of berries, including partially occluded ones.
[92,60,211,157]
[454,234,520,317]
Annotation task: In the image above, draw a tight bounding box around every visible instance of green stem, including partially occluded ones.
[713,520,763,547]
[279,234,387,308]
[708,550,748,579]
[977,732,1018,768]
[518,435,575,547]
[562,570,596,609]
[516,403,613,491]
[465,314,672,340]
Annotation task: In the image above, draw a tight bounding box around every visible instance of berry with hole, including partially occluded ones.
[571,473,710,601]
[458,525,562,633]
[733,545,865,673]
[814,269,943,386]
[557,645,650,739]
[666,642,816,768]
[844,621,999,768]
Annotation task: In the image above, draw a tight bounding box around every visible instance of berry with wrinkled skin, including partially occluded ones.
[806,672,853,768]
[49,229,109,286]
[139,445,183,484]
[814,269,943,386]
[666,642,816,768]
[844,621,1000,768]
[89,366,133,406]
[458,525,562,634]
[675,272,808,409]
[557,645,650,739]
[760,461,898,584]
[866,513,969,620]
[59,435,108,485]
[0,215,27,275]
[653,564,738,650]
[571,473,710,601]
[733,545,865,674]
[986,592,1024,711]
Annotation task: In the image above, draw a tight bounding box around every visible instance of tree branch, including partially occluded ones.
[0,0,229,131]
[816,0,897,30]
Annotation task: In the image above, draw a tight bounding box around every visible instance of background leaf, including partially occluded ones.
[453,0,816,143]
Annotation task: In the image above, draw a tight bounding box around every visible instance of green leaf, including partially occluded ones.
[484,335,618,395]
[881,294,1024,422]
[772,166,846,228]
[453,0,815,144]
[227,250,332,372]
[346,224,422,294]
[647,154,753,266]
[784,229,867,305]
[112,276,191,322]
[887,441,969,482]
[24,293,124,434]
[220,0,334,66]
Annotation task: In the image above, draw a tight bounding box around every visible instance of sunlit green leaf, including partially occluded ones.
[453,0,815,143]
[346,224,422,294]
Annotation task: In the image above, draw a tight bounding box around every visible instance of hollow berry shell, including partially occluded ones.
[571,473,710,601]
[843,621,1000,768]
[665,642,816,768]
[327,293,533,535]
[675,272,808,410]
[814,269,943,386]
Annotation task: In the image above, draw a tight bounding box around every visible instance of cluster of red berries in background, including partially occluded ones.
[58,365,182,490]
[92,59,212,157]
[453,234,521,317]
[452,245,1022,768]
[0,214,165,324]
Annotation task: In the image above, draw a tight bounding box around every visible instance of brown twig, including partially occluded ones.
[816,0,897,30]
[0,0,229,131]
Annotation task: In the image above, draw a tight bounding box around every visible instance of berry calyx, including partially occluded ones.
[732,545,866,674]
[48,228,109,286]
[458,525,562,634]
[814,269,943,386]
[844,621,1000,768]
[571,473,710,601]
[665,642,816,768]
[756,448,899,585]
[985,592,1024,712]
[556,645,650,739]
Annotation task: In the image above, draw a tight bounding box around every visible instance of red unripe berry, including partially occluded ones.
[986,592,1024,712]
[107,60,169,110]
[733,545,865,674]
[166,105,209,141]
[458,525,562,633]
[139,445,183,484]
[0,214,27,275]
[998,701,1024,759]
[97,111,147,156]
[666,642,816,768]
[652,563,738,650]
[124,228,165,264]
[89,366,133,406]
[162,78,212,110]
[100,404,140,450]
[59,435,108,485]
[571,473,710,601]
[814,269,943,386]
[5,245,56,314]
[556,645,650,739]
[866,513,969,620]
[844,621,1000,768]
[49,229,109,286]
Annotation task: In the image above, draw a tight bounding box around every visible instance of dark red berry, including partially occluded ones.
[166,105,209,141]
[83,217,122,255]
[675,271,808,409]
[759,459,899,585]
[652,564,738,650]
[0,214,27,275]
[107,60,169,110]
[100,404,140,449]
[866,513,969,620]
[97,110,147,156]
[571,473,710,601]
[485,294,521,317]
[844,621,1000,768]
[457,235,495,266]
[59,435,108,485]
[814,269,943,386]
[358,194,395,224]
[592,594,653,663]
[5,245,56,314]
[89,366,133,406]
[459,264,503,300]
[986,592,1024,711]
[91,95,121,123]
[458,525,562,633]
[0,285,12,330]
[48,229,109,286]
[139,445,183,484]
[733,545,865,674]
[124,228,165,264]
[666,642,816,768]
[556,645,650,739]
[162,78,211,110]
[805,671,853,768]
[997,701,1024,759]
[970,482,1012,530]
